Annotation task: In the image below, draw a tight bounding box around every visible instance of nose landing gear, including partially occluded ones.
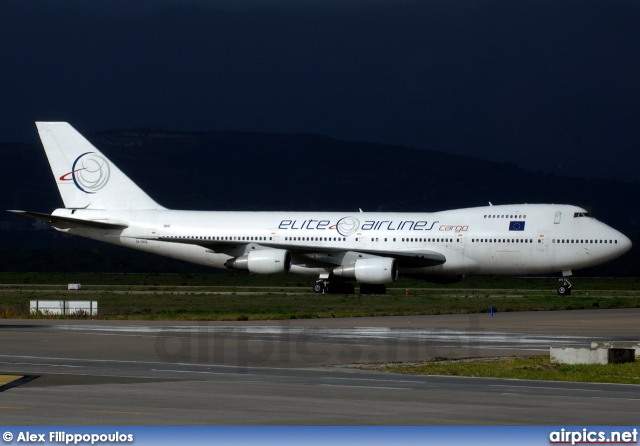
[558,277,572,296]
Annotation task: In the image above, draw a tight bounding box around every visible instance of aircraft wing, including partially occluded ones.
[149,235,446,268]
[7,210,129,230]
[293,248,446,268]
[361,249,446,268]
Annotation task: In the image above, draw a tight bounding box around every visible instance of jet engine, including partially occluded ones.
[225,249,292,274]
[332,257,398,284]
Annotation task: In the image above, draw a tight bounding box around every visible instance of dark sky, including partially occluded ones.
[2,0,639,182]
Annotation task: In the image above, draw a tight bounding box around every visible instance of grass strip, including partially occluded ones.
[370,356,640,385]
[1,273,639,320]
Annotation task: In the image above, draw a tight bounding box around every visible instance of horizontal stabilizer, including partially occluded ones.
[7,210,128,230]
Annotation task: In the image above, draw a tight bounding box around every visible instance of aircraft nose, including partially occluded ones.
[618,232,633,254]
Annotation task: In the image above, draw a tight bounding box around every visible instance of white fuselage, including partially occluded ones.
[51,203,632,279]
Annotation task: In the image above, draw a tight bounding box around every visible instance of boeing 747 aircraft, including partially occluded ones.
[9,122,632,295]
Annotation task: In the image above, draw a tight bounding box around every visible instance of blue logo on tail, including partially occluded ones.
[59,152,111,194]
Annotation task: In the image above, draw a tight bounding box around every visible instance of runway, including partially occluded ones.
[1,309,639,424]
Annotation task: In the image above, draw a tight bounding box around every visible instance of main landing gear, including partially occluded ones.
[313,278,355,295]
[313,278,386,294]
[359,283,387,295]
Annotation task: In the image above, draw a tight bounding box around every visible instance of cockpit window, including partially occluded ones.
[573,212,591,218]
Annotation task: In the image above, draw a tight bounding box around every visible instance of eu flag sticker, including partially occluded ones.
[509,221,525,231]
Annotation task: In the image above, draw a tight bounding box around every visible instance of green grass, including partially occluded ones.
[1,272,639,320]
[4,271,640,290]
[373,355,640,385]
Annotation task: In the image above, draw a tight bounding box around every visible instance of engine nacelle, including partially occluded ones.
[225,249,291,275]
[333,257,398,284]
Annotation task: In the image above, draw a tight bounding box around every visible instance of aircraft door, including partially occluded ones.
[554,211,562,224]
[537,233,547,251]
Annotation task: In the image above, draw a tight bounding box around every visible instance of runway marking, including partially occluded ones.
[151,368,258,377]
[0,375,40,392]
[0,354,334,373]
[0,361,82,368]
[87,410,154,415]
[0,406,26,410]
[490,384,604,392]
[0,375,23,386]
[319,383,412,390]
[322,376,435,385]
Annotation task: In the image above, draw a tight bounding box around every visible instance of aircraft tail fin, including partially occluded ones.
[36,122,165,210]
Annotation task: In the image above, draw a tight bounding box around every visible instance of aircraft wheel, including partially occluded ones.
[313,282,324,293]
[360,283,386,294]
[373,284,387,295]
[557,285,571,296]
